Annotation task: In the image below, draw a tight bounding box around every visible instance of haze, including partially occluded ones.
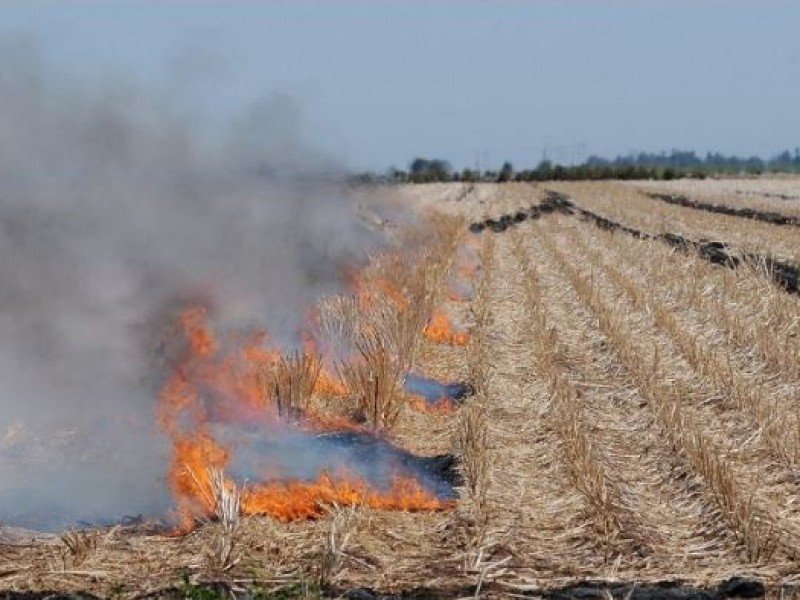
[3,1,798,170]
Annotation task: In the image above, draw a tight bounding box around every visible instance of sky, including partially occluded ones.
[1,1,799,171]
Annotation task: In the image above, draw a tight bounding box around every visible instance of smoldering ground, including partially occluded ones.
[0,40,388,530]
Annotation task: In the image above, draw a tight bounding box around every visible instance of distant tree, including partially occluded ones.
[408,157,452,182]
[461,168,477,182]
[409,158,431,182]
[771,150,793,171]
[497,161,514,182]
[532,160,552,181]
[387,167,408,183]
[392,146,800,186]
[428,159,452,181]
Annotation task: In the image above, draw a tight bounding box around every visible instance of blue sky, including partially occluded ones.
[2,1,799,170]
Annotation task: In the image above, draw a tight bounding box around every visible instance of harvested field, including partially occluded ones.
[630,178,800,217]
[547,182,800,264]
[2,181,800,598]
[642,192,800,228]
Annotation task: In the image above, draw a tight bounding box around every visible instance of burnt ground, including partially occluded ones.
[644,192,800,227]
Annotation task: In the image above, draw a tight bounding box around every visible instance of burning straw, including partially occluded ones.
[155,222,464,531]
[157,304,456,530]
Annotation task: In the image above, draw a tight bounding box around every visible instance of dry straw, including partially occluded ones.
[567,224,800,468]
[267,351,322,420]
[541,223,783,563]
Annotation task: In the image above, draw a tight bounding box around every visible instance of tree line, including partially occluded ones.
[353,148,800,184]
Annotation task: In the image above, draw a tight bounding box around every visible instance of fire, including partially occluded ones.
[314,372,350,397]
[159,305,451,530]
[346,264,410,311]
[373,277,410,310]
[424,311,469,346]
[241,472,452,521]
[301,329,350,397]
[169,433,230,529]
[157,306,279,436]
[408,396,458,415]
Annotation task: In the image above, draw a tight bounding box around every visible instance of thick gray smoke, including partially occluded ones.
[0,41,381,530]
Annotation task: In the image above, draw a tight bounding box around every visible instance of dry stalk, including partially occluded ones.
[567,226,800,467]
[511,232,545,328]
[376,294,429,372]
[319,241,450,432]
[58,529,98,569]
[513,230,637,557]
[210,467,241,533]
[317,295,362,356]
[267,351,322,420]
[456,397,489,519]
[542,229,782,562]
[205,467,241,573]
[656,384,780,563]
[338,331,405,431]
[466,234,495,394]
[318,504,357,588]
[548,376,622,552]
[451,232,496,574]
[454,395,499,578]
[659,245,800,383]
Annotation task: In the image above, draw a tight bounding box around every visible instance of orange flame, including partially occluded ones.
[159,305,450,529]
[301,329,350,397]
[424,311,469,346]
[242,472,452,521]
[314,372,350,397]
[169,433,230,530]
[374,277,410,310]
[346,265,410,311]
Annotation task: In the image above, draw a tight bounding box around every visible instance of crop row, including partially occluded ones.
[472,190,800,295]
[646,192,800,227]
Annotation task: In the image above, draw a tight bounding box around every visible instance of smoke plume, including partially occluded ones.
[0,39,381,530]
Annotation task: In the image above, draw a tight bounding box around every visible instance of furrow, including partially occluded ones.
[535,216,799,570]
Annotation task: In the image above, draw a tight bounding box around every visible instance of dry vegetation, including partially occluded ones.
[546,181,800,264]
[629,177,800,218]
[2,181,800,598]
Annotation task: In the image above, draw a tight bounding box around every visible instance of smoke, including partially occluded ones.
[0,38,382,530]
[219,425,457,503]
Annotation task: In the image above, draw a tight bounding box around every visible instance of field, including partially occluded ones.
[2,179,800,598]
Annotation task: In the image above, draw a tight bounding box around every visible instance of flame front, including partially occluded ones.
[424,311,469,346]
[347,263,410,311]
[159,305,452,529]
[242,472,449,521]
